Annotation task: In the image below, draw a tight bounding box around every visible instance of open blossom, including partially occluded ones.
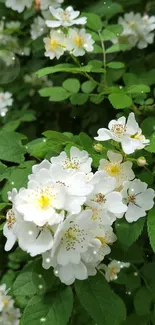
[0,92,13,117]
[5,0,33,13]
[30,16,48,40]
[121,179,154,223]
[0,284,21,325]
[44,30,66,59]
[46,6,87,28]
[51,146,92,173]
[118,12,155,49]
[99,151,135,188]
[66,28,94,56]
[99,260,130,282]
[95,112,149,154]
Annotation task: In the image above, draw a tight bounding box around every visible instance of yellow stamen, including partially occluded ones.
[74,36,84,47]
[38,195,51,209]
[50,39,59,50]
[105,164,120,176]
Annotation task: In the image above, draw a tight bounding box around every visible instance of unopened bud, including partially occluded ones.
[137,156,147,167]
[94,143,103,153]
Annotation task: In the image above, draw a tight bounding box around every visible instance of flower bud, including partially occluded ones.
[94,143,103,153]
[137,156,147,167]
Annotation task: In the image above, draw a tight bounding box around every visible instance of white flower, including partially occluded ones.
[46,6,86,28]
[51,146,92,173]
[86,171,127,215]
[95,112,149,154]
[5,0,33,13]
[24,73,53,87]
[82,225,117,264]
[118,12,155,49]
[54,261,88,285]
[30,17,48,40]
[121,179,155,222]
[0,284,21,325]
[40,0,63,11]
[66,28,94,56]
[14,178,66,227]
[51,210,95,266]
[43,30,66,60]
[99,150,135,188]
[0,92,13,117]
[99,260,130,282]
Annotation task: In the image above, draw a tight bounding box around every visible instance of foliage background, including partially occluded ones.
[0,0,155,324]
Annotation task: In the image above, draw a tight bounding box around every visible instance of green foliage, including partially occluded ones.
[20,288,73,325]
[108,93,133,109]
[75,273,126,325]
[147,208,155,252]
[115,218,145,248]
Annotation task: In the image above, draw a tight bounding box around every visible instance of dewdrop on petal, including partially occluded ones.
[137,156,147,167]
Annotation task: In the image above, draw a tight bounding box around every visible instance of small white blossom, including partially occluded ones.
[46,6,87,28]
[99,150,135,188]
[118,12,155,49]
[121,179,155,222]
[51,146,92,174]
[40,0,63,11]
[66,28,94,56]
[44,30,66,60]
[95,113,149,154]
[99,260,130,282]
[5,0,33,13]
[30,16,48,40]
[0,92,13,117]
[24,73,53,87]
[0,284,21,325]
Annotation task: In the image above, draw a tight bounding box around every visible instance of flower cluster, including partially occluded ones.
[0,92,13,117]
[3,114,154,285]
[0,19,30,59]
[5,0,63,13]
[44,6,94,59]
[0,284,21,325]
[117,12,155,49]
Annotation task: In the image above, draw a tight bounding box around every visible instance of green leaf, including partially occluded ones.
[0,131,26,163]
[81,81,96,94]
[146,132,155,152]
[141,117,155,137]
[36,64,92,78]
[147,208,155,252]
[43,131,69,143]
[115,218,145,248]
[39,87,70,101]
[102,29,117,41]
[79,132,93,150]
[90,94,104,104]
[70,93,89,105]
[123,313,148,325]
[85,13,102,31]
[126,85,150,94]
[20,288,73,325]
[75,273,126,325]
[134,287,152,316]
[109,93,132,109]
[13,265,38,297]
[107,62,125,69]
[63,78,80,94]
[26,138,49,159]
[106,43,130,53]
[106,24,123,36]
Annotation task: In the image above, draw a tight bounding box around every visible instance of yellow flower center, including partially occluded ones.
[63,158,80,170]
[129,21,136,28]
[3,299,9,308]
[67,227,77,240]
[38,195,51,209]
[105,164,121,176]
[96,236,106,246]
[74,36,84,47]
[50,39,59,50]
